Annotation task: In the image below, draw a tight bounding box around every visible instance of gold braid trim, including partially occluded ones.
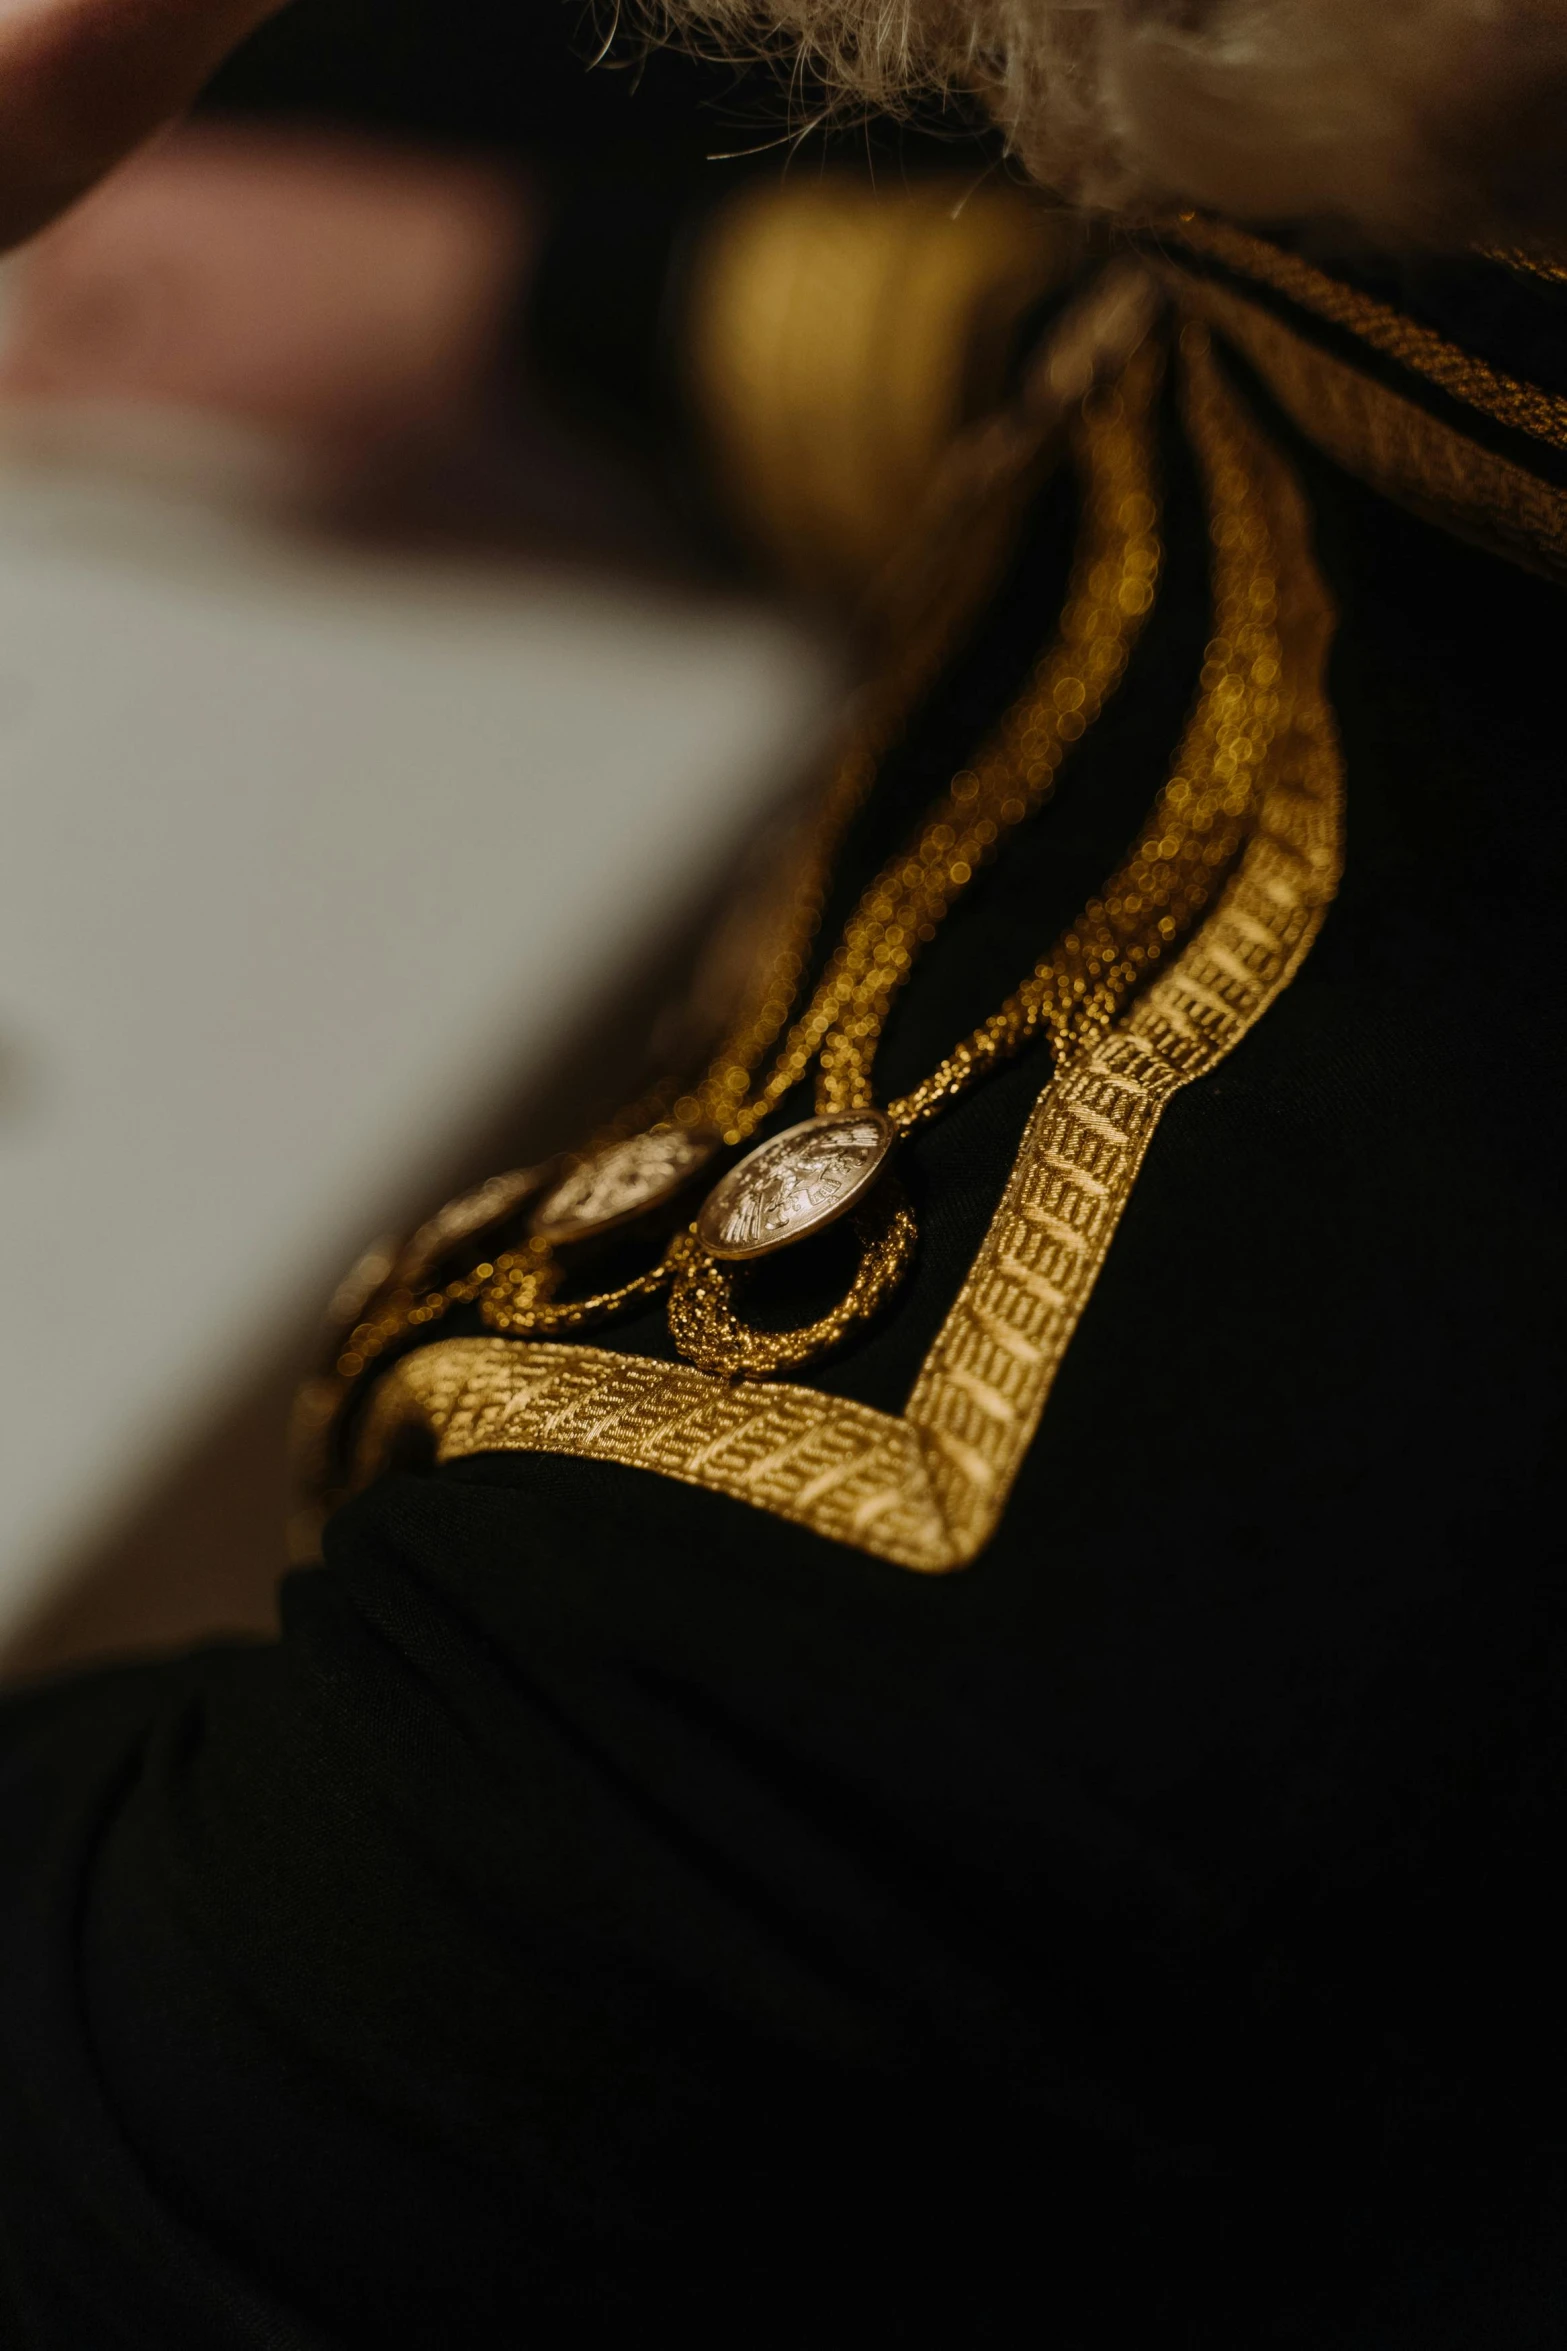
[354,341,1343,1573]
[1174,271,1567,583]
[1169,216,1567,455]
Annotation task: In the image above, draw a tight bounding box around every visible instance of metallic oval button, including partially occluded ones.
[530,1127,720,1248]
[695,1110,896,1262]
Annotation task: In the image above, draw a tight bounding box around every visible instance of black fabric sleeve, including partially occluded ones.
[5,1434,1567,2347]
[0,1472,1157,2348]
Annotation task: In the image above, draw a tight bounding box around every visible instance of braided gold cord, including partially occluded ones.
[477,1244,676,1337]
[885,325,1282,1127]
[1171,214,1567,455]
[669,665,921,1143]
[326,1166,553,1379]
[666,1180,918,1380]
[601,350,1062,1156]
[759,335,1166,1135]
[598,689,891,1153]
[331,1250,550,1383]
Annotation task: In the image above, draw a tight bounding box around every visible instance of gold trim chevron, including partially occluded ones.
[356,350,1343,1570]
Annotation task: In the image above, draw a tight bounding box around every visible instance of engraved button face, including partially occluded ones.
[531,1128,719,1247]
[696,1111,896,1261]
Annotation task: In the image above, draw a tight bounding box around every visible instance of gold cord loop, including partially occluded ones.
[666,1179,918,1382]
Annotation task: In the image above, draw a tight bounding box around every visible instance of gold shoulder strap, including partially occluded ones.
[356,332,1344,1571]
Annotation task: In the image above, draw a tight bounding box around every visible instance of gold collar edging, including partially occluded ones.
[1173,272,1567,585]
[354,363,1343,1573]
[1166,216,1567,456]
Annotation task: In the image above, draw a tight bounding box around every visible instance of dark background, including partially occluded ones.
[199,0,994,185]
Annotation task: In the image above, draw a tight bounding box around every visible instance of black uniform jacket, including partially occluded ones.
[2,200,1565,2345]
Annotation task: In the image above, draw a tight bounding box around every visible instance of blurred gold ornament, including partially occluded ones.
[529,1128,720,1247]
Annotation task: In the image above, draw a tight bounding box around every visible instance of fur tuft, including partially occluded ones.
[649,0,1567,244]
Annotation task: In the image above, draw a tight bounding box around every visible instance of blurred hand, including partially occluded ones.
[0,0,286,249]
[0,124,535,454]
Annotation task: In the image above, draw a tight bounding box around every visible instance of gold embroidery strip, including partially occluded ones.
[902,406,1341,1559]
[363,1337,955,1572]
[1175,272,1567,582]
[1169,216,1567,455]
[357,342,1344,1572]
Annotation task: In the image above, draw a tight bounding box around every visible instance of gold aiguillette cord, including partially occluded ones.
[662,329,1288,1377]
[299,317,1304,1508]
[478,333,1167,1359]
[295,323,1167,1498]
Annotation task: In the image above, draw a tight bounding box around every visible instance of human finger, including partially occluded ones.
[0,0,284,250]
